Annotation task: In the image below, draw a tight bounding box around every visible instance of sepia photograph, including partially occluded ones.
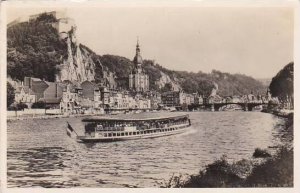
[1,0,298,191]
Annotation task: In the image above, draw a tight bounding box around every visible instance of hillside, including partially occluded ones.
[7,13,67,82]
[7,12,267,97]
[269,62,293,100]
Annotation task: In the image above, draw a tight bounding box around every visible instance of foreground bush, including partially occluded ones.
[245,147,293,187]
[252,148,271,158]
[164,146,293,188]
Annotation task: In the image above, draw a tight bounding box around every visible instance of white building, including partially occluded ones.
[14,84,36,106]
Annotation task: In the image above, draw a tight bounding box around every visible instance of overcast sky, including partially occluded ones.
[7,4,294,79]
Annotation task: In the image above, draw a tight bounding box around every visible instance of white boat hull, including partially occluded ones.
[77,124,190,143]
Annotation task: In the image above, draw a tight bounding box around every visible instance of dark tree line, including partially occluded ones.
[7,82,15,107]
[7,13,67,82]
[269,62,293,101]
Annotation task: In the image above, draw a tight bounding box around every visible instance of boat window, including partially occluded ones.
[129,132,132,135]
[104,133,107,137]
[113,133,116,137]
[121,133,124,136]
[137,131,140,135]
[125,132,128,136]
[108,133,112,137]
[133,132,136,135]
[117,133,120,136]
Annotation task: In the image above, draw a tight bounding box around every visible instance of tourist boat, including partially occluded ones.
[68,113,191,143]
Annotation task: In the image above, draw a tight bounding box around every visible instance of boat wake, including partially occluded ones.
[176,126,197,137]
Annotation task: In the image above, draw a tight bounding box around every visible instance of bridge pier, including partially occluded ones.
[244,104,248,111]
[211,104,215,112]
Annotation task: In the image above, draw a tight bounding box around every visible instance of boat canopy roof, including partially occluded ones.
[82,112,189,122]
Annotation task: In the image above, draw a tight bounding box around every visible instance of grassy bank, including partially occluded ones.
[163,115,293,188]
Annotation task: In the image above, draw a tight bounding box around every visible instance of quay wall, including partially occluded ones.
[7,109,62,117]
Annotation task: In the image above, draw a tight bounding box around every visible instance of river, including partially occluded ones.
[7,111,287,188]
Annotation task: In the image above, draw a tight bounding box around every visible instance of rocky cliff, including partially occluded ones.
[155,71,181,91]
[56,25,96,82]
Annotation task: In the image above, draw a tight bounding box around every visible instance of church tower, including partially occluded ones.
[129,39,149,92]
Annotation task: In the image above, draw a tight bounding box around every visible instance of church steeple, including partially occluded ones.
[133,37,143,67]
[136,37,140,53]
[129,38,149,92]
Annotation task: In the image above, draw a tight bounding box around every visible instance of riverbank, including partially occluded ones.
[6,113,103,121]
[261,108,293,118]
[163,113,293,188]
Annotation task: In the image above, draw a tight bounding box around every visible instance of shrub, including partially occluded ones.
[16,102,28,110]
[182,156,244,188]
[246,147,293,187]
[253,148,271,158]
[32,101,46,109]
[164,146,293,188]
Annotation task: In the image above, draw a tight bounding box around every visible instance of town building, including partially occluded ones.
[129,40,149,92]
[161,91,185,107]
[145,91,162,109]
[14,83,36,107]
[24,77,63,108]
[81,81,100,101]
[193,93,204,105]
[185,94,194,105]
[60,83,82,114]
[100,86,110,108]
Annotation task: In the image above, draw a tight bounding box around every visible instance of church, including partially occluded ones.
[129,40,149,92]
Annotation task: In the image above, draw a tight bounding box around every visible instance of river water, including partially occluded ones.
[7,112,288,188]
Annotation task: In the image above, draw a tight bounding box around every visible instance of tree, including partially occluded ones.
[32,101,46,109]
[16,103,28,110]
[269,62,293,101]
[161,83,173,92]
[7,82,15,108]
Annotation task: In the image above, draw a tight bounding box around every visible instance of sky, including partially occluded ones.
[6,3,294,79]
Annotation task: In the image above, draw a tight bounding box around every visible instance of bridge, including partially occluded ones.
[189,101,268,111]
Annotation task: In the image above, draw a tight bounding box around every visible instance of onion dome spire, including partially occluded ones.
[133,37,143,66]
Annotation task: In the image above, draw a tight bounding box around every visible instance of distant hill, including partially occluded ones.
[7,12,267,97]
[258,78,271,87]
